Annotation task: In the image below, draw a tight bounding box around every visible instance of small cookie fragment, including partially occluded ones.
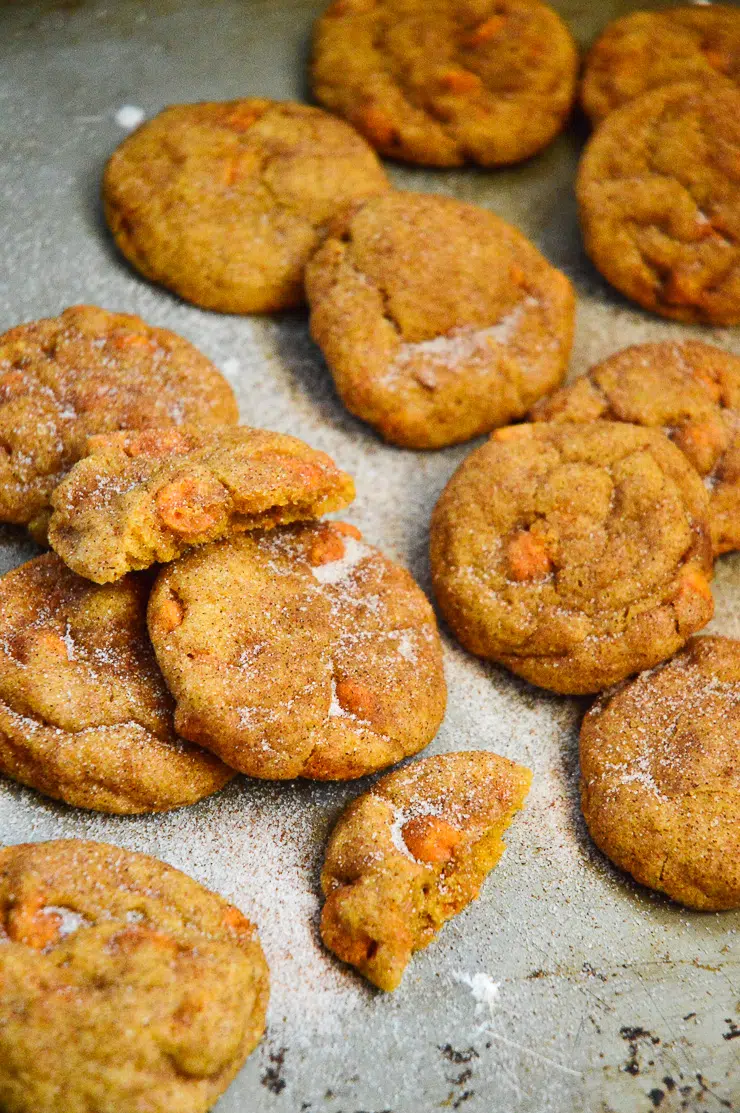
[0,839,269,1113]
[0,554,233,814]
[580,636,740,910]
[306,191,575,448]
[148,522,446,780]
[320,751,531,990]
[430,422,714,695]
[577,82,740,325]
[311,0,578,167]
[103,99,389,313]
[48,425,356,583]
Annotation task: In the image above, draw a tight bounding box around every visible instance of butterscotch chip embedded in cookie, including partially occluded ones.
[580,636,740,911]
[103,99,389,313]
[0,554,233,814]
[306,191,575,448]
[311,0,578,167]
[320,751,531,990]
[577,82,740,325]
[430,422,714,695]
[0,839,269,1113]
[48,425,356,583]
[148,522,446,779]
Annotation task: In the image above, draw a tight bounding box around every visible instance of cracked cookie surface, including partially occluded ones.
[577,82,740,325]
[580,636,740,911]
[147,521,446,779]
[430,422,714,695]
[103,99,389,313]
[311,0,578,167]
[0,554,233,813]
[0,839,269,1113]
[320,751,531,990]
[306,191,575,448]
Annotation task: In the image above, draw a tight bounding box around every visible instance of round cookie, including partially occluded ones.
[0,305,238,540]
[530,341,740,557]
[103,99,389,314]
[311,0,578,167]
[321,751,531,991]
[306,191,575,449]
[430,422,714,695]
[0,554,233,814]
[580,636,740,911]
[148,521,446,779]
[581,6,740,126]
[0,839,269,1113]
[577,82,740,325]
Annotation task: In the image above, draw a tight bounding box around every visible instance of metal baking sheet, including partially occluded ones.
[1,1,739,1110]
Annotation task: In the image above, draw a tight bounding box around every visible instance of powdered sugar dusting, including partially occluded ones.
[43,905,89,938]
[310,536,369,585]
[392,302,532,375]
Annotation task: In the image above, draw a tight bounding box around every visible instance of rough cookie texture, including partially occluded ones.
[430,423,714,695]
[321,751,531,990]
[48,425,356,583]
[0,839,269,1113]
[311,0,578,167]
[580,637,740,911]
[581,6,740,126]
[306,192,575,449]
[0,305,238,539]
[577,82,740,325]
[148,522,446,779]
[0,554,233,814]
[530,341,740,557]
[103,99,389,313]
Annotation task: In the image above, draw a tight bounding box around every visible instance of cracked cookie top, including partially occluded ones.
[580,636,740,911]
[147,521,446,780]
[103,99,389,314]
[306,191,575,448]
[577,81,740,325]
[430,422,714,695]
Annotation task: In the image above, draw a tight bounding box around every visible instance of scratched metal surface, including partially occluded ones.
[1,1,739,1110]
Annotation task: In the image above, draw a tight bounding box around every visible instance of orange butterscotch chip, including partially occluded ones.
[7,895,62,950]
[111,332,157,353]
[438,68,483,95]
[222,905,254,939]
[462,15,506,47]
[155,476,229,538]
[674,567,713,606]
[309,527,346,566]
[703,48,732,73]
[506,530,552,582]
[111,925,176,954]
[359,105,399,146]
[673,420,727,473]
[335,678,378,721]
[492,425,534,442]
[334,521,362,540]
[157,595,184,633]
[401,814,463,864]
[224,100,271,132]
[223,148,262,187]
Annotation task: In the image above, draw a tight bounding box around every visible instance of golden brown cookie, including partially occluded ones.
[0,305,238,540]
[306,191,575,448]
[103,99,389,314]
[581,6,740,126]
[580,636,740,911]
[48,425,355,583]
[311,0,578,167]
[0,554,233,813]
[530,341,740,557]
[148,521,446,779]
[320,751,531,990]
[0,839,269,1113]
[430,422,714,695]
[577,82,740,325]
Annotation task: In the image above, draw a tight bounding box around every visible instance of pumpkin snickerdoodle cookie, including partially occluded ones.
[148,521,446,780]
[320,751,531,990]
[580,636,740,911]
[48,425,355,583]
[311,0,578,167]
[103,99,389,314]
[0,554,233,814]
[430,422,714,695]
[306,191,575,449]
[0,839,269,1113]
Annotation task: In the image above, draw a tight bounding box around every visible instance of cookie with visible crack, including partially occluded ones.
[0,839,269,1113]
[0,554,233,814]
[430,422,714,695]
[321,751,531,990]
[305,191,575,448]
[580,636,740,911]
[103,99,389,313]
[147,521,446,779]
[48,425,355,583]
